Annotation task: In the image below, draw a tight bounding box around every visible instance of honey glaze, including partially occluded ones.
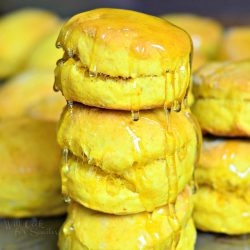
[62,216,74,250]
[88,27,98,77]
[164,96,179,249]
[130,79,141,121]
[163,57,191,110]
[187,112,202,194]
[125,119,157,211]
[182,90,202,194]
[163,53,192,249]
[56,8,192,78]
[164,108,181,250]
[53,53,68,92]
[180,48,202,195]
[53,82,60,92]
[62,147,72,204]
[142,209,167,249]
[53,58,64,92]
[61,103,75,206]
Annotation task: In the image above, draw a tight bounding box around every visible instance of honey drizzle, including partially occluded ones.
[63,147,71,204]
[129,39,141,121]
[89,28,98,77]
[165,108,181,250]
[131,79,141,121]
[56,40,61,49]
[62,101,75,204]
[164,58,191,249]
[182,56,202,195]
[53,53,68,92]
[183,104,202,194]
[53,58,64,92]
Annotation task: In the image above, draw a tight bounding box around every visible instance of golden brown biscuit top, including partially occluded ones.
[193,60,250,100]
[0,117,60,177]
[57,8,192,77]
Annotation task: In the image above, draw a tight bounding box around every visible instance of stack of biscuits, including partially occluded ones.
[192,60,250,235]
[55,8,200,249]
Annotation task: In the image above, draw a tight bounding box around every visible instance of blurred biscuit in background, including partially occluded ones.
[194,138,250,235]
[0,8,60,78]
[26,22,64,70]
[0,69,65,121]
[0,117,66,218]
[0,8,65,219]
[162,14,223,70]
[27,94,66,121]
[219,26,250,60]
[192,60,250,137]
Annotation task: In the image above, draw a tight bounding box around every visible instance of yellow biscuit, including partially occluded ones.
[192,60,250,136]
[58,104,200,214]
[0,117,65,218]
[0,8,59,78]
[58,103,200,173]
[61,153,194,214]
[197,139,250,195]
[58,103,200,213]
[26,94,65,121]
[58,188,195,250]
[27,23,63,70]
[55,58,190,110]
[220,26,250,60]
[0,70,65,121]
[57,8,191,78]
[55,8,192,110]
[194,187,250,235]
[163,14,223,60]
[194,138,250,234]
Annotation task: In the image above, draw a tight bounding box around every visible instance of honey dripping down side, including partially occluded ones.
[127,60,156,209]
[129,42,141,122]
[181,51,202,195]
[184,49,201,195]
[53,52,69,92]
[164,107,181,250]
[163,57,191,249]
[62,212,75,249]
[185,110,202,195]
[126,58,191,248]
[88,27,98,78]
[182,61,202,195]
[63,147,72,204]
[62,101,75,205]
[131,79,141,122]
[53,58,63,92]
